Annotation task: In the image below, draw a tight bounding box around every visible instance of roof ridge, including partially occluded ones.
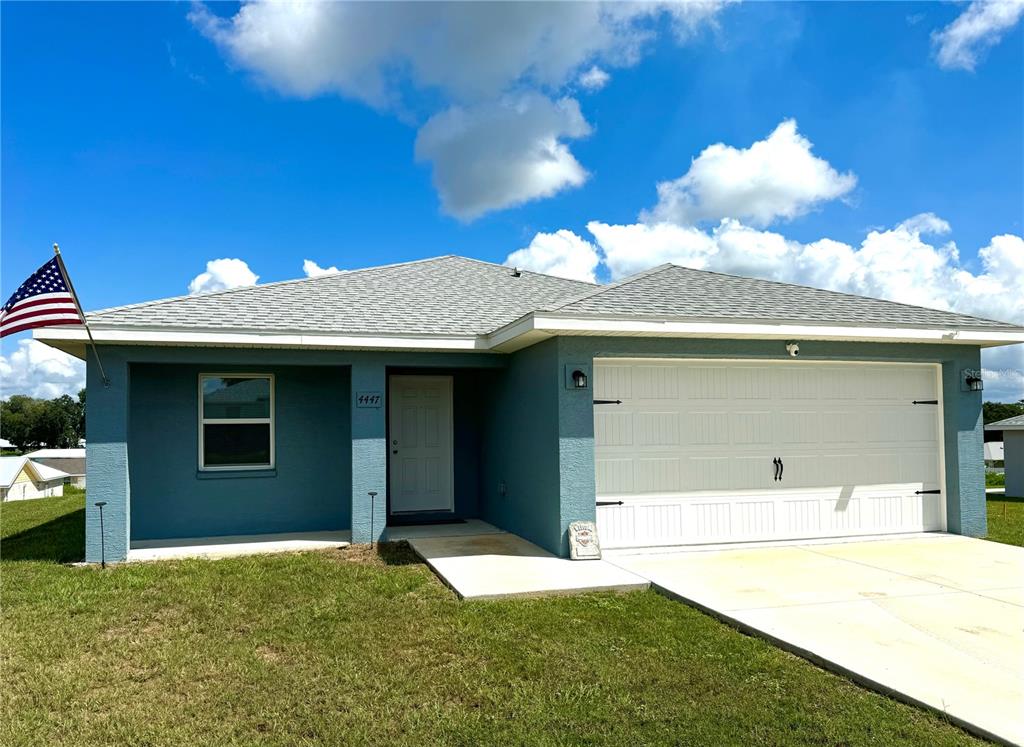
[453,254,598,287]
[87,255,458,317]
[658,263,1017,327]
[545,263,675,311]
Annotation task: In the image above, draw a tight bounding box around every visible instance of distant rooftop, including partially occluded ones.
[985,415,1024,431]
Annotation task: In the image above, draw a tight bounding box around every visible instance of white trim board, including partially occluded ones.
[35,314,1024,358]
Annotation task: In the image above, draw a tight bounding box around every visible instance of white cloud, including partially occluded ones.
[578,65,611,91]
[415,95,591,220]
[932,0,1024,71]
[981,360,1024,403]
[644,119,857,227]
[188,258,259,295]
[190,1,729,219]
[0,339,85,399]
[303,259,342,278]
[897,212,951,236]
[586,215,1024,400]
[588,215,1024,325]
[506,229,600,283]
[190,2,726,107]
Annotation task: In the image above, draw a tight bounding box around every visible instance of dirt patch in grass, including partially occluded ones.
[327,540,421,566]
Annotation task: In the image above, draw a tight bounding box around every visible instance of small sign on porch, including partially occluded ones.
[356,391,383,408]
[569,520,601,560]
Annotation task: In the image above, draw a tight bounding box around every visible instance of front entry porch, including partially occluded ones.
[127,530,352,562]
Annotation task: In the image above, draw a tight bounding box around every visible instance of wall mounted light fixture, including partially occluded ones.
[963,369,984,391]
[565,362,592,390]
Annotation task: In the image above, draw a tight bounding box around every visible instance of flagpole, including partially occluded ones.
[52,243,110,388]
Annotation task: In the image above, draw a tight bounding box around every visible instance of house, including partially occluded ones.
[985,415,1024,496]
[983,440,1004,466]
[33,256,1024,563]
[24,448,87,487]
[0,456,69,501]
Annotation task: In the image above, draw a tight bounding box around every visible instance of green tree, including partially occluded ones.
[983,400,1024,425]
[0,392,86,450]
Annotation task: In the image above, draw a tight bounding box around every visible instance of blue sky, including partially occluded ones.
[2,1,1022,399]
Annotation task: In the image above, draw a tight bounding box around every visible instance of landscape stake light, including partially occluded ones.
[94,501,108,568]
[368,491,377,548]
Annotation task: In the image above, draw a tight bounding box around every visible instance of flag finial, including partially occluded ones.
[53,243,60,255]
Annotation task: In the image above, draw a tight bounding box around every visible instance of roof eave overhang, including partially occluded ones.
[33,325,490,359]
[35,315,1024,359]
[487,313,1024,352]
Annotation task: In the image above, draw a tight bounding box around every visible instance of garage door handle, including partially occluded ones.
[772,457,780,481]
[778,457,784,482]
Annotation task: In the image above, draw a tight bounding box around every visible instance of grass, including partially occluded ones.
[986,495,1024,548]
[985,471,1005,487]
[1,495,987,746]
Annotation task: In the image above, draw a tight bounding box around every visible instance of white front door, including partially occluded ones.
[595,360,945,549]
[389,375,454,514]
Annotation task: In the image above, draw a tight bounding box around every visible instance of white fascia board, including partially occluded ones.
[34,326,489,353]
[486,312,552,352]
[527,315,1024,347]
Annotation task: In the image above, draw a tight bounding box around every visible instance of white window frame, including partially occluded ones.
[198,373,276,471]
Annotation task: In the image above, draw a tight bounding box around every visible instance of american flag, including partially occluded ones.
[0,257,83,338]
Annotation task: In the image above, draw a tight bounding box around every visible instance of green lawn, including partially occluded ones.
[1,495,986,746]
[986,495,1024,547]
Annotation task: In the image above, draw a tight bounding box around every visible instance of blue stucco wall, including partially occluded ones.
[479,339,563,554]
[128,363,351,541]
[1004,431,1024,499]
[85,345,504,561]
[556,336,988,541]
[350,362,385,544]
[85,352,130,563]
[84,338,988,562]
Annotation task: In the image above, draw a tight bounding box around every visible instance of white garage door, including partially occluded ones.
[594,360,945,549]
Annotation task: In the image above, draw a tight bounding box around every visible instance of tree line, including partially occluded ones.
[0,390,86,451]
[983,399,1024,425]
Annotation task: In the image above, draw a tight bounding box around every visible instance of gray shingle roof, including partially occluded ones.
[84,256,1021,339]
[87,256,595,336]
[547,264,1021,331]
[986,415,1024,430]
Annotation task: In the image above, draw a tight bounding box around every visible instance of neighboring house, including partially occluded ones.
[24,449,86,487]
[983,441,1004,466]
[33,256,1024,563]
[0,457,69,501]
[985,416,1024,496]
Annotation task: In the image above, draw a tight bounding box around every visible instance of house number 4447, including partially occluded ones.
[356,391,382,408]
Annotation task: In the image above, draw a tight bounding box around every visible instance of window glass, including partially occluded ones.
[202,423,271,467]
[202,376,271,419]
[199,374,274,469]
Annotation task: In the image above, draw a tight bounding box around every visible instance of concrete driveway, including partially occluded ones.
[608,535,1024,746]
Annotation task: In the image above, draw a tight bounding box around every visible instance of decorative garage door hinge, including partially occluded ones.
[915,489,942,495]
[593,399,622,405]
[596,500,624,506]
[912,399,939,405]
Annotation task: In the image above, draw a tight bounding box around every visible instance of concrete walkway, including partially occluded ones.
[608,535,1024,746]
[407,527,648,600]
[127,530,351,561]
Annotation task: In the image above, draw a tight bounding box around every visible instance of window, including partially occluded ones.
[199,374,274,470]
